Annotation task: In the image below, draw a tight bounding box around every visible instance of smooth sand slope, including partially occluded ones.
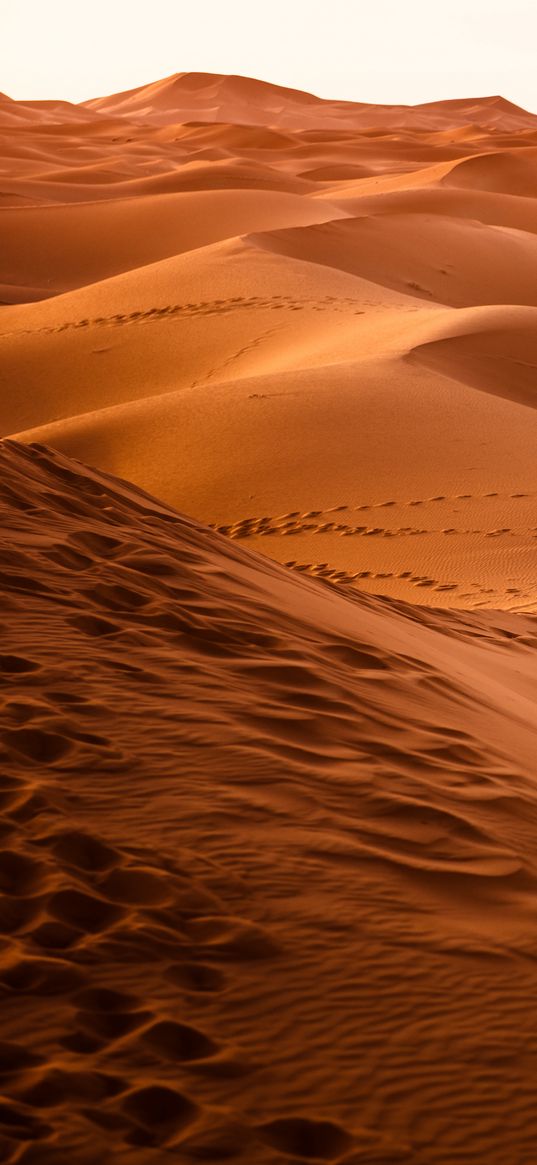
[1,440,537,1165]
[1,73,537,611]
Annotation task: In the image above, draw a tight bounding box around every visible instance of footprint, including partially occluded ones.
[28,920,81,951]
[74,987,139,1012]
[0,654,39,674]
[257,1117,353,1160]
[0,850,44,896]
[0,1100,51,1143]
[185,915,280,960]
[76,1008,150,1041]
[2,728,71,764]
[164,961,226,993]
[85,580,149,610]
[179,1121,252,1160]
[121,553,177,578]
[121,1085,197,1139]
[323,642,389,670]
[140,1019,217,1062]
[0,957,85,996]
[99,866,173,906]
[59,1031,105,1055]
[47,889,124,933]
[68,614,120,637]
[49,829,117,872]
[21,1067,125,1108]
[41,545,92,571]
[69,531,123,556]
[0,776,29,812]
[0,893,42,934]
[0,1041,44,1081]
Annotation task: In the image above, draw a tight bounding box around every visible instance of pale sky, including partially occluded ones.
[2,0,536,112]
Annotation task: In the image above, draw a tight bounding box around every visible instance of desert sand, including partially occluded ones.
[2,75,537,611]
[1,73,537,1163]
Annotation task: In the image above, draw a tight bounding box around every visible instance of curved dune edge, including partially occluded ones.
[0,190,347,297]
[1,439,537,1163]
[440,147,537,197]
[407,306,537,409]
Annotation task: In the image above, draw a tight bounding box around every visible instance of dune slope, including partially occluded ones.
[1,440,537,1165]
[2,73,537,613]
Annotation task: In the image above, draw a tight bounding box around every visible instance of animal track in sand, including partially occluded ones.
[208,490,536,570]
[0,654,40,674]
[0,294,369,340]
[0,473,289,1162]
[206,496,537,608]
[192,324,281,387]
[0,779,270,1156]
[278,559,534,608]
[258,1115,354,1159]
[210,490,536,543]
[279,559,453,594]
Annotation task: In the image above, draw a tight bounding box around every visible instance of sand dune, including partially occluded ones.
[2,176,537,611]
[442,147,537,196]
[1,70,537,1161]
[1,440,537,1165]
[84,73,537,133]
[330,185,537,235]
[251,213,537,306]
[408,304,537,408]
[0,189,345,298]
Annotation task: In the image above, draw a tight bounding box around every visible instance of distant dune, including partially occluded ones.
[1,71,537,1164]
[83,72,537,132]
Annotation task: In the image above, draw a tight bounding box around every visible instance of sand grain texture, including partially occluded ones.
[0,442,537,1164]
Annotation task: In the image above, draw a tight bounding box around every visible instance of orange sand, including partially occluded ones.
[2,75,537,611]
[1,441,537,1164]
[1,73,537,1163]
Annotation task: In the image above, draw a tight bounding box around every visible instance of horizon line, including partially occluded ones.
[3,70,536,119]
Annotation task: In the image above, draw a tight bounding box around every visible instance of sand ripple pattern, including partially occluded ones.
[210,493,537,606]
[0,441,537,1162]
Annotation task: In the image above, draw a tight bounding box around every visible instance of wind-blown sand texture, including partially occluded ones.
[1,441,537,1165]
[1,72,537,1163]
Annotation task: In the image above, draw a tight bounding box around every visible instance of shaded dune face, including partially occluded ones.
[0,440,537,1163]
[1,73,537,613]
